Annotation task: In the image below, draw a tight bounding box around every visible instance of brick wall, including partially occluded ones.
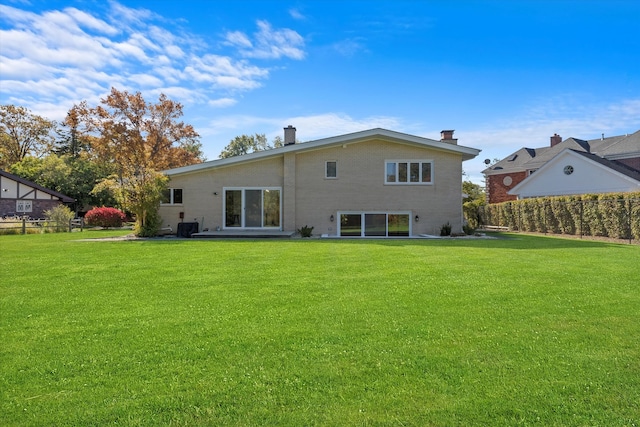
[0,199,62,218]
[487,171,528,204]
[616,157,640,172]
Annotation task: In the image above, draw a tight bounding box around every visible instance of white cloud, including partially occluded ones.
[0,56,53,80]
[332,38,367,57]
[224,31,253,49]
[0,1,305,123]
[288,8,306,21]
[128,73,164,88]
[203,113,403,145]
[456,97,640,184]
[63,7,119,36]
[197,98,640,183]
[226,20,305,60]
[208,98,237,108]
[108,1,155,27]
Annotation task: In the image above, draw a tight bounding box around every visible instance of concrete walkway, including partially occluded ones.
[191,230,295,239]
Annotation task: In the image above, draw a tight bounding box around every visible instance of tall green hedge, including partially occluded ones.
[477,192,640,240]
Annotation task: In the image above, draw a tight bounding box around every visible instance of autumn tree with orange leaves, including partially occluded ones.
[78,88,203,236]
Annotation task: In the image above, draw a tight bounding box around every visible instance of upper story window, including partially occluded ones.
[385,160,432,184]
[326,161,337,179]
[161,188,183,205]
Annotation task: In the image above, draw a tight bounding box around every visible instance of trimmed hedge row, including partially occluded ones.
[477,192,640,240]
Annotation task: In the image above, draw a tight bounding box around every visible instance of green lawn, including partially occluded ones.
[1,232,639,426]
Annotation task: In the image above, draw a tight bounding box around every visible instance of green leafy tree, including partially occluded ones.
[0,105,56,169]
[220,133,275,158]
[10,154,116,213]
[462,175,486,230]
[462,180,485,204]
[53,107,92,158]
[272,135,284,148]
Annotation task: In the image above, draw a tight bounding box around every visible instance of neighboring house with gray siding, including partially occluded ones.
[159,127,481,237]
[0,169,74,218]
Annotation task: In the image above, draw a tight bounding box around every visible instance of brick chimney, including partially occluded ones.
[550,133,562,147]
[440,130,457,144]
[284,125,296,146]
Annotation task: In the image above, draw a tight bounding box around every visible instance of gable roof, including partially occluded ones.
[0,169,74,203]
[165,128,481,176]
[508,148,640,197]
[483,130,640,176]
[593,130,640,160]
[483,146,541,174]
[571,150,640,181]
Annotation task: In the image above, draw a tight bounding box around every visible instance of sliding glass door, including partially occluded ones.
[224,188,281,229]
[339,212,410,237]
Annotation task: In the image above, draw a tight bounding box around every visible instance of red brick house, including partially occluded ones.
[483,130,640,203]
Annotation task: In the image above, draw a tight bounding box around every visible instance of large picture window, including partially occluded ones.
[385,160,433,184]
[224,188,281,229]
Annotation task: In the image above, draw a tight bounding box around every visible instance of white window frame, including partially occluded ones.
[385,160,434,185]
[161,188,183,205]
[325,160,337,179]
[222,187,282,230]
[16,200,33,213]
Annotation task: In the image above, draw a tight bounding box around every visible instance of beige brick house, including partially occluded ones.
[159,127,481,237]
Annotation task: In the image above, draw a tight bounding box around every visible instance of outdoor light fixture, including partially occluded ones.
[2,188,7,192]
[330,214,334,222]
[415,215,419,222]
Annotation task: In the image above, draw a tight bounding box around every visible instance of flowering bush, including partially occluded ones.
[85,207,126,229]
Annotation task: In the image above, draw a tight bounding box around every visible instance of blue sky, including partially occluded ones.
[1,0,639,184]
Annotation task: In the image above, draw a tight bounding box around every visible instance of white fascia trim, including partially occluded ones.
[165,128,481,176]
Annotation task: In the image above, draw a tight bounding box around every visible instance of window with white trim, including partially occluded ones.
[16,200,32,213]
[325,161,337,178]
[161,188,183,204]
[385,160,433,184]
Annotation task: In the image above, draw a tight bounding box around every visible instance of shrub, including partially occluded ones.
[462,223,475,235]
[85,207,126,229]
[440,222,451,236]
[44,205,75,233]
[133,208,162,237]
[463,198,484,229]
[297,225,314,238]
[479,192,640,240]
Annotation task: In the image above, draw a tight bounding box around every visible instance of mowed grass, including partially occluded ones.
[1,232,639,426]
